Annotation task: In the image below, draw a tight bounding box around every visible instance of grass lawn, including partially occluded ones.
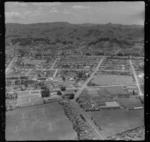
[6,103,76,140]
[91,74,135,86]
[88,109,144,137]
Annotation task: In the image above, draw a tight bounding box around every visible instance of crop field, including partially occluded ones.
[6,103,76,140]
[99,59,131,71]
[89,74,135,86]
[87,109,144,137]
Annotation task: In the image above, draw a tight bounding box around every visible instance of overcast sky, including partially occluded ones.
[5,2,144,25]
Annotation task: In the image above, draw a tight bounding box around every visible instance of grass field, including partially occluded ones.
[88,109,144,137]
[17,95,43,107]
[6,103,76,140]
[90,74,135,86]
[116,97,144,109]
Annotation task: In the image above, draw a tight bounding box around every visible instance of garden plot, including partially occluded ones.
[99,59,131,71]
[6,103,76,140]
[77,86,139,111]
[87,109,144,137]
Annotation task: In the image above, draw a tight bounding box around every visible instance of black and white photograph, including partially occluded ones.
[5,1,144,140]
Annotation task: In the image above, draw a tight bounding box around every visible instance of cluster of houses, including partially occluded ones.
[54,57,99,70]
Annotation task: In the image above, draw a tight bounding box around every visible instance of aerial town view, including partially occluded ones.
[5,2,144,140]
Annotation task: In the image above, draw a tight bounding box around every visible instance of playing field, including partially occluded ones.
[6,103,76,140]
[88,109,144,137]
[90,74,135,86]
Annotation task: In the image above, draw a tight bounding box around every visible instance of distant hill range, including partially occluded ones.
[5,22,144,47]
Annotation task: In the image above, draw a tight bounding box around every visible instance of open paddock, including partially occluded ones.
[88,109,144,137]
[116,96,144,109]
[6,103,76,140]
[89,74,135,86]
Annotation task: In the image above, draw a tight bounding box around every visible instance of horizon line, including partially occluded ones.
[5,21,144,26]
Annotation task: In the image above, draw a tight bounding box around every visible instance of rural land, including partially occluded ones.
[5,22,144,140]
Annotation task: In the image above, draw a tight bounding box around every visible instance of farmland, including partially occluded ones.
[87,109,144,137]
[6,103,76,140]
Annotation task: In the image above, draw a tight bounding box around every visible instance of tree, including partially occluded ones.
[41,88,50,98]
[61,86,66,91]
[68,93,75,99]
[57,91,62,96]
[62,76,66,82]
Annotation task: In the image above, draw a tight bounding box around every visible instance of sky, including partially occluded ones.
[5,2,144,25]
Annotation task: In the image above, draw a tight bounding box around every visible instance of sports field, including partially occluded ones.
[88,109,144,137]
[90,74,135,86]
[6,103,76,140]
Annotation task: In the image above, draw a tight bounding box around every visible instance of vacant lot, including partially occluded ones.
[88,109,144,137]
[6,103,76,140]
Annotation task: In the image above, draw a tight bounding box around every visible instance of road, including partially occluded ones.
[53,69,58,78]
[71,57,105,140]
[72,100,106,140]
[6,57,17,74]
[74,58,104,99]
[129,60,143,96]
[87,84,129,88]
[50,58,59,69]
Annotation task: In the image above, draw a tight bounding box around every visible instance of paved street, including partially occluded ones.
[129,60,143,96]
[74,58,104,99]
[71,57,105,140]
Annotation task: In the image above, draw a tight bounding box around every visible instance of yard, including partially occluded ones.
[6,103,76,140]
